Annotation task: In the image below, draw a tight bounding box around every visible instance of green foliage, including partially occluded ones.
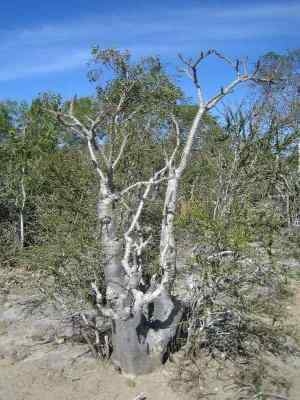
[0,94,63,257]
[256,49,300,91]
[89,47,182,117]
[175,250,296,399]
[0,47,299,395]
[176,199,252,252]
[15,148,104,306]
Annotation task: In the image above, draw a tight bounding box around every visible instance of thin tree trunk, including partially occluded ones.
[97,182,124,307]
[19,166,26,248]
[160,174,178,290]
[19,210,24,248]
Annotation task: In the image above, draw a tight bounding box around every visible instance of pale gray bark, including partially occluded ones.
[19,166,26,248]
[159,106,206,292]
[48,51,261,375]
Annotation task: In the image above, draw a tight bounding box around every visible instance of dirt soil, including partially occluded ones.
[0,267,299,400]
[0,353,181,400]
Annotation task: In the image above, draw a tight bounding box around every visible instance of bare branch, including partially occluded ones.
[192,49,236,70]
[90,283,116,318]
[112,132,129,170]
[125,166,165,234]
[69,95,76,115]
[121,165,168,276]
[46,106,110,175]
[120,168,170,197]
[207,250,235,261]
[121,105,143,125]
[132,267,170,310]
[176,104,206,176]
[87,139,106,181]
[90,111,105,134]
[206,74,250,110]
[169,114,181,165]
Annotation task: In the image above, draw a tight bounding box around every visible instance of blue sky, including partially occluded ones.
[0,0,299,104]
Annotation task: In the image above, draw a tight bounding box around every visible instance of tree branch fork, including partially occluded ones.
[46,48,265,322]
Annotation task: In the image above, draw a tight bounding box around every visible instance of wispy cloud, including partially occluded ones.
[0,1,299,82]
[0,49,89,81]
[215,3,300,18]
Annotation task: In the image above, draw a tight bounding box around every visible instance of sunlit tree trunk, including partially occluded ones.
[49,48,258,375]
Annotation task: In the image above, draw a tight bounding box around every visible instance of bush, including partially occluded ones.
[173,247,298,399]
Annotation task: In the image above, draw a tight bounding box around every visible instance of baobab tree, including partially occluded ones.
[48,48,263,375]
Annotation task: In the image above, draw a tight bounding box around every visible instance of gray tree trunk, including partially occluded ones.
[19,166,26,248]
[110,292,182,375]
[97,180,182,375]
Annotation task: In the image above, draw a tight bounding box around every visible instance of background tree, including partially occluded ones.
[0,96,60,259]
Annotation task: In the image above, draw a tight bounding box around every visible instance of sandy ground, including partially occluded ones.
[0,350,183,400]
[0,267,299,400]
[0,268,188,400]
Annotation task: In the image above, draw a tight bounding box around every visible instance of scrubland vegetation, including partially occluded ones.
[0,48,299,399]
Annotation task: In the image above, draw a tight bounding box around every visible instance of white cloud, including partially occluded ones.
[0,2,299,82]
[214,3,300,18]
[0,49,89,81]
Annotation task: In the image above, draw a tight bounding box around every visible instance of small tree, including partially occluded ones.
[0,97,60,254]
[48,48,263,375]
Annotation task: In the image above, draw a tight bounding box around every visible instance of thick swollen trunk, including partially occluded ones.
[97,174,183,375]
[111,293,182,375]
[111,312,158,375]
